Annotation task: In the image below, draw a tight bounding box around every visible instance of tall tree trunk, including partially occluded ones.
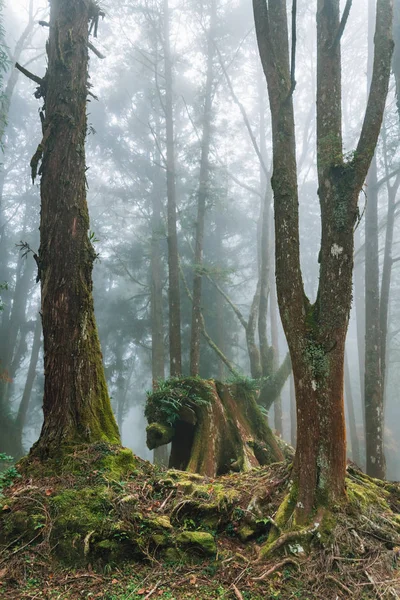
[364,0,385,479]
[364,156,385,478]
[290,373,296,448]
[270,275,282,436]
[163,0,182,376]
[253,0,393,521]
[345,351,361,466]
[26,0,120,458]
[190,0,216,376]
[14,316,42,454]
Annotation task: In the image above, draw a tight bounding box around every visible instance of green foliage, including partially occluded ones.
[0,454,21,496]
[89,230,100,243]
[145,377,214,426]
[226,374,261,392]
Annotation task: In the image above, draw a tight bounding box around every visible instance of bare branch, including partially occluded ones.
[88,41,105,59]
[331,0,353,50]
[15,62,43,86]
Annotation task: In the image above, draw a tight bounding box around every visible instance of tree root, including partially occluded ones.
[253,557,300,580]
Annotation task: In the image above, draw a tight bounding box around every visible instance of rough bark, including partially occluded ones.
[253,0,393,521]
[146,378,284,477]
[190,0,216,376]
[24,0,120,458]
[163,0,182,377]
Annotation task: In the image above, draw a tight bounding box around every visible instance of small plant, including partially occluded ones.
[0,453,21,495]
[89,230,100,243]
[145,376,213,426]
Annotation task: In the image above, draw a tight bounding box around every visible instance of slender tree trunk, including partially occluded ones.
[353,228,365,428]
[364,156,385,478]
[270,275,282,436]
[345,352,361,466]
[190,0,216,376]
[290,373,296,448]
[364,0,385,479]
[163,0,182,377]
[27,0,120,458]
[14,316,42,453]
[151,162,168,466]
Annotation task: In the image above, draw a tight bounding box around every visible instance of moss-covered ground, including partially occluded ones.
[1,444,400,598]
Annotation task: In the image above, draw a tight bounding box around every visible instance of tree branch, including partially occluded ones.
[353,0,394,188]
[88,41,105,59]
[331,0,353,50]
[15,62,43,86]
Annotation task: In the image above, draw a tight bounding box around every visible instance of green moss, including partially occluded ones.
[146,423,175,450]
[176,531,216,556]
[238,524,256,542]
[100,447,137,481]
[346,479,390,513]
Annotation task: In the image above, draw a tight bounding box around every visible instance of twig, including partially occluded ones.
[253,558,299,580]
[144,580,161,599]
[157,489,174,512]
[232,584,244,600]
[326,574,352,595]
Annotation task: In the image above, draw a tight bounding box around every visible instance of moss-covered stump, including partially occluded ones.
[145,377,284,477]
[1,457,400,598]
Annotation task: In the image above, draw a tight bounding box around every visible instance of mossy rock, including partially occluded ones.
[176,531,216,556]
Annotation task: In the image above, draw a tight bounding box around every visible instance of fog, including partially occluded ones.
[0,0,399,479]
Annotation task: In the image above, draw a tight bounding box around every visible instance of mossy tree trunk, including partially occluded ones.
[253,0,393,522]
[24,0,120,458]
[146,379,284,478]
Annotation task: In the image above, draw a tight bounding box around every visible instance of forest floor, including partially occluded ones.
[1,445,400,599]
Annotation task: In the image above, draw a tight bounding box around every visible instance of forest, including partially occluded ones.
[0,0,400,598]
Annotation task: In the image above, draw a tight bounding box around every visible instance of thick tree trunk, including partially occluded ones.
[146,379,283,477]
[27,0,120,458]
[190,0,216,376]
[163,0,182,377]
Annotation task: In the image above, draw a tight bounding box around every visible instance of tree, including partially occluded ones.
[253,0,393,522]
[19,0,120,458]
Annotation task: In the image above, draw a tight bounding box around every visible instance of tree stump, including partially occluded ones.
[145,378,284,477]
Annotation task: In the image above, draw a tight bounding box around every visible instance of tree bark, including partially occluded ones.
[146,379,283,477]
[364,155,385,478]
[190,0,216,376]
[253,0,393,521]
[163,0,182,377]
[26,0,120,458]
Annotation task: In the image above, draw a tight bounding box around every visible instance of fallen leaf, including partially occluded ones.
[137,589,146,595]
[2,505,10,511]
